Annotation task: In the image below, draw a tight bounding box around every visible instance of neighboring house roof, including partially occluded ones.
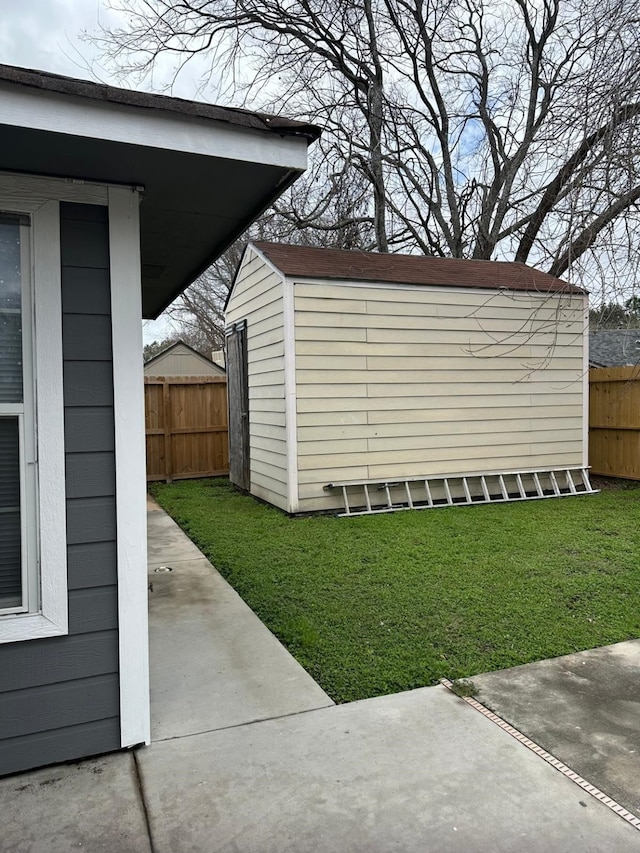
[0,65,320,319]
[144,341,226,375]
[250,242,584,294]
[589,330,640,367]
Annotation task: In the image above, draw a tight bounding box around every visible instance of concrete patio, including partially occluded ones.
[2,499,639,852]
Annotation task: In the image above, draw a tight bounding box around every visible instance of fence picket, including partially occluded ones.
[589,366,640,480]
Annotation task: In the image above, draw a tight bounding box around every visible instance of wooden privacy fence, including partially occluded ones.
[145,376,229,482]
[589,366,640,480]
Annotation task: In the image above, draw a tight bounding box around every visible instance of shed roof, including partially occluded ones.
[252,242,584,294]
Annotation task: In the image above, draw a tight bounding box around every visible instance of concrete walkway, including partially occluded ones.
[471,639,640,820]
[147,497,333,741]
[2,501,640,852]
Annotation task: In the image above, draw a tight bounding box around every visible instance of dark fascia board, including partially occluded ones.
[0,64,322,142]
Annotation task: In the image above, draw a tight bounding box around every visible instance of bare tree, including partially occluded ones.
[97,0,640,304]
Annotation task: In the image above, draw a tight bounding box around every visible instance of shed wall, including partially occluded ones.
[294,281,585,512]
[0,202,120,775]
[226,248,288,510]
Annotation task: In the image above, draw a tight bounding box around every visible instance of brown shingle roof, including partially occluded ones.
[0,64,322,141]
[253,242,583,294]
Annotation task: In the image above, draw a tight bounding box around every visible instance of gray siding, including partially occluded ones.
[0,201,120,776]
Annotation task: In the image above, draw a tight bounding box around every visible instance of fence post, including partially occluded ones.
[162,379,173,483]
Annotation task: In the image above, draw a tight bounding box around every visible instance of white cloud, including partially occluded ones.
[0,0,219,98]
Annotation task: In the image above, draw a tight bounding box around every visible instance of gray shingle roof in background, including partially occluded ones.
[589,329,640,366]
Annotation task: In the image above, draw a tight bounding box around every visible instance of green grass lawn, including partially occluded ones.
[149,478,640,703]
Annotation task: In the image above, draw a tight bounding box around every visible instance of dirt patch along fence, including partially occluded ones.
[144,375,229,482]
[589,366,640,480]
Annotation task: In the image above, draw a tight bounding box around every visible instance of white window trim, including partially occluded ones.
[0,197,67,643]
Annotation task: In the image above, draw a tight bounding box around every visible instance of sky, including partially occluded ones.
[0,0,210,343]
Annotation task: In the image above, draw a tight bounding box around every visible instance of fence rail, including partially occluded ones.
[589,366,640,480]
[144,375,229,482]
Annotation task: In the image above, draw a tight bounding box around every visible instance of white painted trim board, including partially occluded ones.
[108,185,151,748]
[282,277,299,513]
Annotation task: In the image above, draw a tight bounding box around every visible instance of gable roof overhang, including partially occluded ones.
[0,65,321,318]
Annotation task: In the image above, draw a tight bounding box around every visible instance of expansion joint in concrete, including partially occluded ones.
[133,748,157,853]
[153,700,337,745]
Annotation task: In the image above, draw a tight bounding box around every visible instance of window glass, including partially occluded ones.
[0,417,21,609]
[0,216,24,612]
[0,218,23,404]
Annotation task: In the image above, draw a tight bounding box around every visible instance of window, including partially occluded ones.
[0,185,67,643]
[0,215,37,616]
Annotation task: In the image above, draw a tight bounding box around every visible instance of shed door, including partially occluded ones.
[226,321,250,490]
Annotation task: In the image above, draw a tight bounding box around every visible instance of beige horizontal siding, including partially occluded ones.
[296,366,582,382]
[296,325,368,342]
[296,337,582,358]
[252,457,288,486]
[250,410,286,428]
[249,355,285,375]
[296,393,583,414]
[251,433,288,456]
[294,280,585,513]
[296,311,582,333]
[297,438,582,470]
[250,397,287,414]
[297,380,580,399]
[251,482,289,512]
[226,247,288,506]
[298,416,583,443]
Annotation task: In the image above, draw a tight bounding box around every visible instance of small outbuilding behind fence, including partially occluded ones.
[144,340,226,378]
[225,242,591,515]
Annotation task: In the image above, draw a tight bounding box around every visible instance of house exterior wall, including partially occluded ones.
[0,202,121,776]
[293,280,586,513]
[226,248,289,511]
[144,345,225,376]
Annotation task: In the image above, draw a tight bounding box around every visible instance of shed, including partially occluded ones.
[0,65,318,776]
[144,340,226,377]
[225,242,592,515]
